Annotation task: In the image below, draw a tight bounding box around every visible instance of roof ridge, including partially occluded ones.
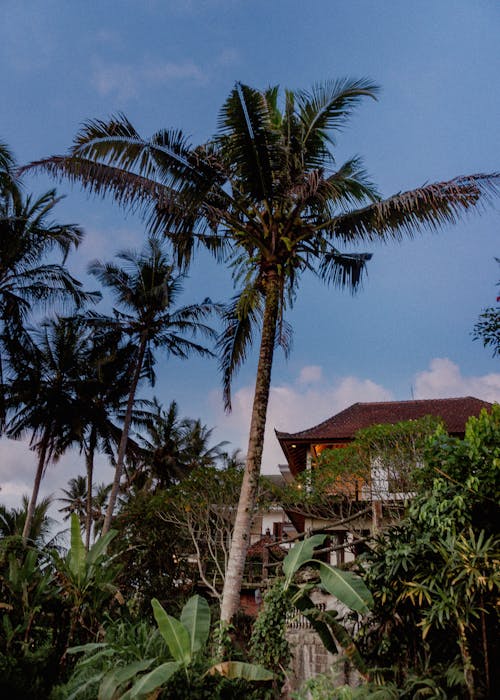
[353,396,478,406]
[276,396,493,441]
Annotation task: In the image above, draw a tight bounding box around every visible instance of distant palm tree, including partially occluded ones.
[74,326,137,548]
[181,417,228,472]
[4,317,90,544]
[58,475,87,526]
[88,237,219,534]
[90,482,111,542]
[25,80,500,620]
[58,476,113,545]
[0,495,55,546]
[135,398,193,489]
[137,398,228,488]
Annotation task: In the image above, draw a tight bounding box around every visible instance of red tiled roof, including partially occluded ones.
[247,535,285,560]
[275,397,494,475]
[276,397,492,442]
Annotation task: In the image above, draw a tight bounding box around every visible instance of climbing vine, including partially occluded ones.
[250,580,291,693]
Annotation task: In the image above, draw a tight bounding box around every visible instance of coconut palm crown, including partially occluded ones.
[25,79,500,621]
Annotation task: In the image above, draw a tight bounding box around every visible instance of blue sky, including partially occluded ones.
[1,0,499,511]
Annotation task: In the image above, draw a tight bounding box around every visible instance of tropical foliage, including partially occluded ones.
[158,462,243,599]
[61,594,273,699]
[0,514,123,699]
[351,407,500,699]
[0,66,499,697]
[0,142,98,437]
[4,317,97,543]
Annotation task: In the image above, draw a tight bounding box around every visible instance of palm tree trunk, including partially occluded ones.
[85,426,97,550]
[220,271,280,623]
[22,433,49,544]
[102,333,147,535]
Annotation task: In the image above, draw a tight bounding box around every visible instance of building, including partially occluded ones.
[275,396,493,564]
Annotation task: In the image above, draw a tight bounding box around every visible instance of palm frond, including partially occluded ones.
[295,78,379,164]
[73,115,199,187]
[218,82,275,202]
[325,156,380,206]
[22,155,169,215]
[217,287,263,411]
[331,173,500,243]
[319,250,372,291]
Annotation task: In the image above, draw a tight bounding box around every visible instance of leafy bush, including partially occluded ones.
[0,538,66,699]
[56,594,273,699]
[355,408,500,698]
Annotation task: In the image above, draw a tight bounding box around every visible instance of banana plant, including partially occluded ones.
[77,594,273,699]
[282,534,373,675]
[52,513,122,644]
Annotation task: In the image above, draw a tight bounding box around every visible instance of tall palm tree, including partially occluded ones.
[4,317,91,544]
[25,79,500,620]
[0,143,96,332]
[88,236,219,534]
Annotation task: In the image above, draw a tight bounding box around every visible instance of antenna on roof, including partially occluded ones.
[410,385,415,400]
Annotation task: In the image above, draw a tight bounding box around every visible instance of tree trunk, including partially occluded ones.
[220,271,280,623]
[102,334,147,535]
[85,426,97,550]
[457,623,475,700]
[22,434,49,545]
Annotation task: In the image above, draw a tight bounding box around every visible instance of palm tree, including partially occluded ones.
[181,417,228,472]
[137,397,228,489]
[4,316,91,544]
[90,482,111,542]
[0,143,96,333]
[0,495,55,547]
[58,475,113,546]
[88,236,219,534]
[25,79,500,620]
[136,398,194,489]
[58,475,87,526]
[0,141,17,193]
[74,326,137,548]
[0,142,99,429]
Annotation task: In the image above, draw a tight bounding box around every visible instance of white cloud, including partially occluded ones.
[414,358,500,403]
[92,60,206,100]
[297,365,322,385]
[0,439,36,483]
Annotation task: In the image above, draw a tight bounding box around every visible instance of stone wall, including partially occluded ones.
[283,590,361,697]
